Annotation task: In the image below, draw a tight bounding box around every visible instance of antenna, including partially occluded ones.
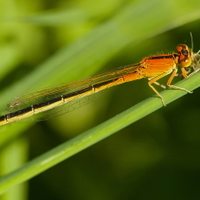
[190,32,194,52]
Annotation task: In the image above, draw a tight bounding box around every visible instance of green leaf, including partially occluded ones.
[0,71,200,194]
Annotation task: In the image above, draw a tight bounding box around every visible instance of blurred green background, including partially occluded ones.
[0,0,200,199]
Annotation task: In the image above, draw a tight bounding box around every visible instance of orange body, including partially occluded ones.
[120,44,193,105]
[0,44,197,126]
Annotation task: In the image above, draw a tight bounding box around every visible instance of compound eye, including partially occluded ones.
[176,44,192,67]
[176,44,189,54]
[176,45,183,52]
[181,48,189,54]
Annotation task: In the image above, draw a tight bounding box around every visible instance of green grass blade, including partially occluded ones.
[0,71,200,194]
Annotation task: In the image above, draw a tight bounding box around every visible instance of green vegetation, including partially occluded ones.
[0,0,200,199]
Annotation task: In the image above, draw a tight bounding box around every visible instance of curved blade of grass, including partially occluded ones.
[0,71,200,194]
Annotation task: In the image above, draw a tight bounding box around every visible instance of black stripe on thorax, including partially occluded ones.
[148,54,176,60]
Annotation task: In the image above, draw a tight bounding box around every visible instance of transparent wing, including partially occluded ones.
[6,63,139,123]
[13,90,106,123]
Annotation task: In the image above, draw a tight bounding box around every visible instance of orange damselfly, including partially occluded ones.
[0,42,199,126]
